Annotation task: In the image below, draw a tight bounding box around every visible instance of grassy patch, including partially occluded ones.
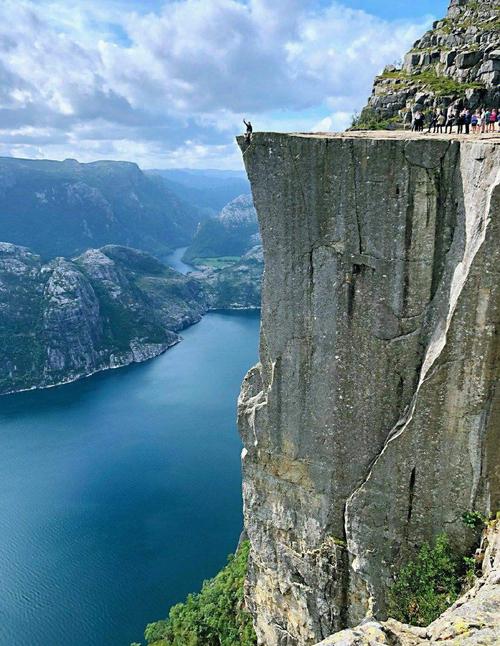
[192,256,241,269]
[377,69,485,98]
[351,109,402,131]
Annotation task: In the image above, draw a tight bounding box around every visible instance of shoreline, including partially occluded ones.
[1,307,261,397]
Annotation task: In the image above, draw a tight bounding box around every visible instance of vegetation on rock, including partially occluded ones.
[0,243,207,394]
[387,534,477,626]
[142,541,256,646]
[0,157,205,260]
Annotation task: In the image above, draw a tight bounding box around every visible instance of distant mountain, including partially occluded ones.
[183,194,259,262]
[202,245,263,310]
[0,157,203,260]
[0,240,262,394]
[0,243,207,394]
[147,168,251,216]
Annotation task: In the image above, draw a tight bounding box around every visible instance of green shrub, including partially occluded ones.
[461,511,486,529]
[387,534,464,626]
[351,109,401,131]
[145,541,256,646]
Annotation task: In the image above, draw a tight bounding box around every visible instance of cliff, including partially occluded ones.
[0,243,207,394]
[237,131,499,645]
[357,0,499,127]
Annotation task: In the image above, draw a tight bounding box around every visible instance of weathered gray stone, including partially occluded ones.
[456,50,483,68]
[237,131,500,646]
[315,521,500,645]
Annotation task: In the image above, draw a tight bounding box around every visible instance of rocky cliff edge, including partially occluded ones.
[237,131,499,645]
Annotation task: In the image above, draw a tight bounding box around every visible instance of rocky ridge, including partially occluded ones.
[358,0,499,127]
[183,193,260,263]
[237,131,499,645]
[0,243,207,394]
[0,157,204,260]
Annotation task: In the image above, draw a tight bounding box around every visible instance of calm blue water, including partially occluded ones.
[165,246,193,274]
[0,311,260,646]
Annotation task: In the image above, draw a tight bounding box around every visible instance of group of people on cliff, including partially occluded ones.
[404,106,499,135]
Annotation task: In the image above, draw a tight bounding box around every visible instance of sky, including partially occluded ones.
[0,0,449,169]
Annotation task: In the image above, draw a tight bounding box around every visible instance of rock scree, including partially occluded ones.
[236,131,500,646]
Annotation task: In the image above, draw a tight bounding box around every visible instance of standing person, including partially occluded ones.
[403,108,413,130]
[497,110,500,132]
[480,109,487,133]
[415,110,424,132]
[484,108,491,132]
[464,108,471,135]
[457,109,465,134]
[445,105,455,134]
[489,109,497,133]
[427,110,438,133]
[243,119,253,143]
[437,110,446,133]
[471,111,479,134]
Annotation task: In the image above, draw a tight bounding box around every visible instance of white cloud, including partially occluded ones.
[0,0,433,168]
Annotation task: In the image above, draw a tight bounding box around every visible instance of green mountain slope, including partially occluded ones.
[184,194,259,262]
[0,157,203,260]
[0,243,207,394]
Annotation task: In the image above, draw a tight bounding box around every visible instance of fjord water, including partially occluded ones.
[165,246,193,274]
[0,310,260,646]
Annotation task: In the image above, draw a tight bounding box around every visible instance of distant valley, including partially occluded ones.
[0,157,249,260]
[147,168,250,217]
[183,193,260,265]
[0,158,261,394]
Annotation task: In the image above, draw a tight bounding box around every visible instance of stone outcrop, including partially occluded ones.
[358,0,499,126]
[237,131,500,645]
[316,521,500,645]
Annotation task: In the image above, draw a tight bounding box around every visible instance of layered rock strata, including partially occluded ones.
[237,131,499,645]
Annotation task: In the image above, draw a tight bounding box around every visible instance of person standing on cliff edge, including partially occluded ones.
[243,119,253,143]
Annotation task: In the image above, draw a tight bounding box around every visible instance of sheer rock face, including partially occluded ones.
[237,132,500,646]
[361,0,499,121]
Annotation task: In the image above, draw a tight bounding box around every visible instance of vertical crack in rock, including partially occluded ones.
[345,144,500,621]
[349,140,363,255]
